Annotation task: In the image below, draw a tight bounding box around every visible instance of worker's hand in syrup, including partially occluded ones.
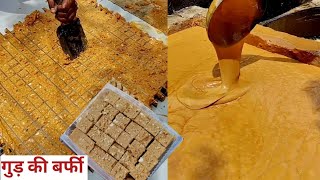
[47,0,78,24]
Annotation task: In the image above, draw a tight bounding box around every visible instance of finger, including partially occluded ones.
[47,0,56,13]
[57,0,74,12]
[68,11,76,22]
[56,17,69,24]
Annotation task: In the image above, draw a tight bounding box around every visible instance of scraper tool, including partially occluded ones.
[55,0,87,59]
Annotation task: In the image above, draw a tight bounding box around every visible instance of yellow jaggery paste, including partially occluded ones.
[169,26,320,180]
[178,0,262,109]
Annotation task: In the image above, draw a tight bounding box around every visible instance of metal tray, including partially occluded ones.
[60,83,183,180]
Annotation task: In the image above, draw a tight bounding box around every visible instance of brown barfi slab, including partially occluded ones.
[130,164,149,180]
[104,91,120,104]
[96,115,112,131]
[127,140,145,159]
[111,162,129,180]
[135,129,153,147]
[140,151,158,172]
[133,112,150,128]
[119,151,137,171]
[123,104,140,119]
[69,128,95,154]
[90,146,116,172]
[87,126,114,151]
[147,140,166,159]
[155,130,174,148]
[106,123,123,139]
[125,121,143,138]
[102,104,119,121]
[145,120,162,136]
[116,131,134,148]
[113,113,131,129]
[108,143,125,160]
[114,98,129,112]
[86,108,103,123]
[76,117,94,133]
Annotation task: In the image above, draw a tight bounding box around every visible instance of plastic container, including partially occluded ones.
[60,83,183,180]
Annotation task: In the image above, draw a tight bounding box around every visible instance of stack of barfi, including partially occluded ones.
[69,90,174,180]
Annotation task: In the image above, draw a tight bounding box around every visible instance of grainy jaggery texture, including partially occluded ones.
[0,0,166,155]
[108,0,167,33]
[69,90,174,180]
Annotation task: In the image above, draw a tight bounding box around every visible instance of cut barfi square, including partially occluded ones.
[125,121,143,138]
[76,117,93,133]
[108,143,125,160]
[141,151,158,172]
[87,126,114,151]
[96,115,112,131]
[85,107,103,123]
[102,104,119,121]
[123,104,140,119]
[105,123,123,139]
[127,140,145,158]
[69,128,94,154]
[135,129,153,147]
[147,140,166,159]
[119,151,137,171]
[133,112,150,128]
[130,164,149,180]
[114,98,129,112]
[113,113,131,129]
[155,130,174,148]
[116,131,133,148]
[111,162,129,180]
[104,91,120,104]
[90,146,116,172]
[145,120,162,136]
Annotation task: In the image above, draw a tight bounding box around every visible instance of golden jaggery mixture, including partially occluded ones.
[69,90,174,180]
[168,27,320,180]
[108,0,167,33]
[0,0,167,155]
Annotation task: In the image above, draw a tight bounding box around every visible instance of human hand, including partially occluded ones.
[47,0,78,24]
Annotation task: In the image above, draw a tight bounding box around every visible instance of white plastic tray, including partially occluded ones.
[60,84,183,180]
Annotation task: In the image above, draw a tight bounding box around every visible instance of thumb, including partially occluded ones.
[47,0,57,13]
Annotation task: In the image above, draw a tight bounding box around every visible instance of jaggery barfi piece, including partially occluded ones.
[87,126,114,151]
[133,112,150,128]
[130,164,150,180]
[114,98,129,112]
[119,151,137,171]
[106,123,123,139]
[147,140,166,159]
[135,129,153,147]
[141,151,159,172]
[145,120,162,136]
[102,104,119,121]
[104,91,120,104]
[111,162,129,180]
[96,115,112,131]
[155,130,174,148]
[113,113,131,129]
[85,107,103,123]
[108,143,125,160]
[90,146,116,172]
[127,140,145,159]
[116,131,134,148]
[76,117,94,133]
[125,121,143,138]
[123,104,140,119]
[69,128,95,154]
